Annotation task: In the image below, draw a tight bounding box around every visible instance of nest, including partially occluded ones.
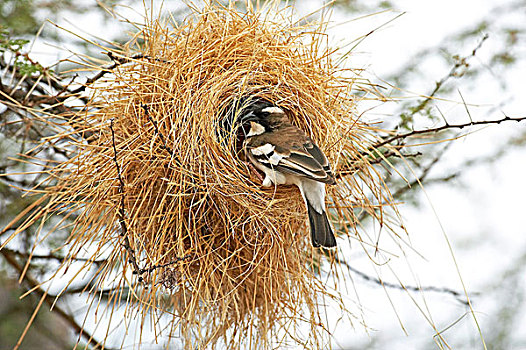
[13,3,393,349]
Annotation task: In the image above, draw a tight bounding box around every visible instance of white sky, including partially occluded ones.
[320,1,526,349]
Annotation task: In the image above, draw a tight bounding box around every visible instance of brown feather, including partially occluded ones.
[246,118,336,185]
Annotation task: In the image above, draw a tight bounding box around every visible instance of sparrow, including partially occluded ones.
[234,98,337,248]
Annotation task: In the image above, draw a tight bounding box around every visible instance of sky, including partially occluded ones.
[319,1,526,349]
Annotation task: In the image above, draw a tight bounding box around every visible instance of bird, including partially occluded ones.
[233,98,337,248]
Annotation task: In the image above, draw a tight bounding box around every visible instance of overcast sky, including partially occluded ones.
[321,1,526,348]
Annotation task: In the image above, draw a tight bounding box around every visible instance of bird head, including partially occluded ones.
[237,99,287,135]
[218,97,287,151]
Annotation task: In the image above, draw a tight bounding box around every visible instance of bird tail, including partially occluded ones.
[306,201,336,248]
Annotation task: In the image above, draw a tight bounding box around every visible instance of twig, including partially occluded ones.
[390,141,453,200]
[109,118,189,282]
[142,104,175,155]
[1,249,116,350]
[70,52,155,95]
[139,255,192,276]
[372,114,526,150]
[51,282,127,297]
[334,255,474,304]
[141,104,184,167]
[1,247,107,265]
[338,151,422,178]
[109,119,142,279]
[398,34,489,125]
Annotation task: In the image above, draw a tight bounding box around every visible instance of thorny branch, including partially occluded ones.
[0,51,158,138]
[109,119,143,280]
[69,52,156,96]
[1,247,107,265]
[109,118,190,283]
[372,114,526,151]
[402,34,489,121]
[337,150,422,178]
[333,255,475,305]
[339,35,517,174]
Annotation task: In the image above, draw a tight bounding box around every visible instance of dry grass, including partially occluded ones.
[6,2,397,349]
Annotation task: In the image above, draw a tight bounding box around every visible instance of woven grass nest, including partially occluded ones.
[18,2,394,349]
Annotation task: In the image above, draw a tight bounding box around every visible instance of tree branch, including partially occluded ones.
[334,255,474,304]
[337,151,422,178]
[373,114,526,150]
[0,249,116,350]
[109,119,143,279]
[1,247,107,265]
[109,118,191,282]
[403,34,489,121]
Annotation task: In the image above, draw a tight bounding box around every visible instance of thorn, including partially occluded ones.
[458,89,473,124]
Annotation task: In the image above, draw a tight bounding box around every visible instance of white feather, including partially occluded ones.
[268,152,284,165]
[246,121,266,137]
[295,178,326,214]
[261,106,284,114]
[258,165,288,186]
[250,143,275,156]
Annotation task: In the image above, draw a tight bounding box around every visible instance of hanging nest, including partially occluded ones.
[8,2,396,349]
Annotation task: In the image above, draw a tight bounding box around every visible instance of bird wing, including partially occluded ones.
[246,124,336,185]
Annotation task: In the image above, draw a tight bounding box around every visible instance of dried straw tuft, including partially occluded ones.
[13,2,394,349]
